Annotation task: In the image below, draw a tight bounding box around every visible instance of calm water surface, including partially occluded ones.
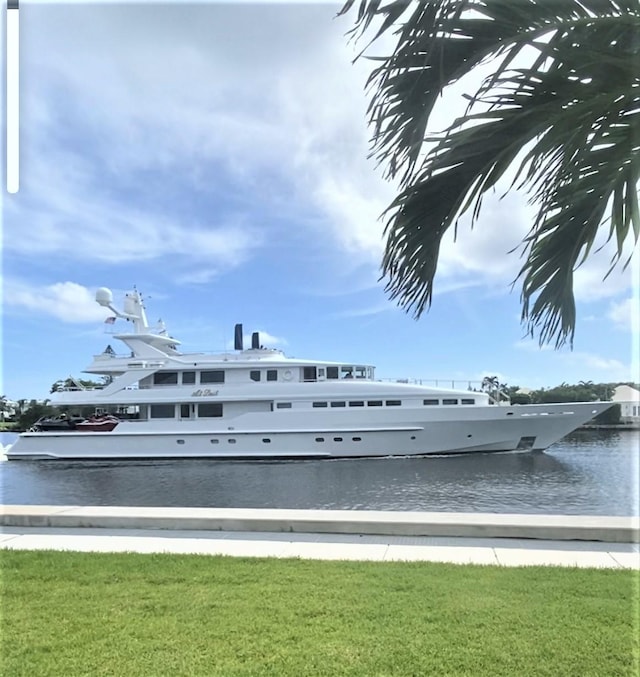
[1,430,638,515]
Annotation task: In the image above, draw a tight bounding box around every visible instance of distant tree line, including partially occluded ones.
[502,381,637,424]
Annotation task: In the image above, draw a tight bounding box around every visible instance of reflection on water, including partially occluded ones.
[1,430,638,515]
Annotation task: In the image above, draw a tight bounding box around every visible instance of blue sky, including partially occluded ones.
[2,1,638,401]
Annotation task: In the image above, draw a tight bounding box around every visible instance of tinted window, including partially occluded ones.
[180,404,190,418]
[303,367,317,381]
[312,402,328,408]
[267,370,278,382]
[198,403,223,417]
[150,404,175,418]
[326,367,339,379]
[443,398,458,405]
[153,372,178,385]
[386,400,401,406]
[276,402,292,409]
[182,371,196,384]
[250,370,260,382]
[461,398,475,405]
[201,370,224,384]
[423,399,439,406]
[367,400,382,407]
[330,401,346,408]
[349,401,364,407]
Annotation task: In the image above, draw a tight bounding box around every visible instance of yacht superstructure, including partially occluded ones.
[7,288,611,460]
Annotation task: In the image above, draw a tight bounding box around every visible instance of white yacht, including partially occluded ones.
[7,287,611,461]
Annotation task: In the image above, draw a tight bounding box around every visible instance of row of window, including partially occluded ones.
[152,367,375,386]
[424,398,476,405]
[150,397,477,418]
[154,370,224,386]
[275,398,477,409]
[250,370,278,382]
[175,436,366,445]
[151,403,222,418]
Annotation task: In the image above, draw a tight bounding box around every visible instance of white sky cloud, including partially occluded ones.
[3,281,108,323]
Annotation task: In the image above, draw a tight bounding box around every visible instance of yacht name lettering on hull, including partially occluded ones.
[191,389,219,397]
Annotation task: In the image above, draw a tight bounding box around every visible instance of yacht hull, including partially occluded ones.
[6,402,609,460]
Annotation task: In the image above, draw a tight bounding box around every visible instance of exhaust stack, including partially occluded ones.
[234,323,243,351]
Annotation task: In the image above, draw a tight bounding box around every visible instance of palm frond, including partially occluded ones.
[340,0,640,346]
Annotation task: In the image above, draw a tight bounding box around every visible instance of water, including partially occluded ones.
[1,430,638,515]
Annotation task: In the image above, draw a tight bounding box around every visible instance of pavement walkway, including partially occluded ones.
[2,526,639,568]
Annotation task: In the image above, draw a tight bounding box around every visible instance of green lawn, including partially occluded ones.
[1,550,638,676]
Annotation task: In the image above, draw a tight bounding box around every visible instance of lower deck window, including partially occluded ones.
[443,398,458,405]
[313,401,328,408]
[367,400,382,407]
[198,402,223,418]
[150,404,175,418]
[386,400,401,406]
[276,402,292,409]
[423,399,439,406]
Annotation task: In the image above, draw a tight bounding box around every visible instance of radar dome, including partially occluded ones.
[95,287,113,306]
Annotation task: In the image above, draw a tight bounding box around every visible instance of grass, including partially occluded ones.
[1,550,638,676]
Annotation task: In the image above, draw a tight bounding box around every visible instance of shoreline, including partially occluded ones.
[2,505,638,543]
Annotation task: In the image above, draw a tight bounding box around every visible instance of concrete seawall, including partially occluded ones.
[2,505,638,543]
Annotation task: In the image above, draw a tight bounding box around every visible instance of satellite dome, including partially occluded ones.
[95,287,113,306]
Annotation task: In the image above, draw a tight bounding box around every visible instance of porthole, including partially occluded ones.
[333,437,343,442]
[176,439,185,445]
[210,439,219,444]
[410,436,416,440]
[228,438,237,444]
[352,437,362,442]
[315,437,325,442]
[262,438,271,443]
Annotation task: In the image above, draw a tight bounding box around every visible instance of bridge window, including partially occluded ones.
[355,366,367,379]
[250,370,261,382]
[267,370,278,382]
[327,367,339,379]
[303,367,317,382]
[461,398,475,405]
[201,370,225,384]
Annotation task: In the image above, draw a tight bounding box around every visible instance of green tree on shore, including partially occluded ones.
[339,0,640,347]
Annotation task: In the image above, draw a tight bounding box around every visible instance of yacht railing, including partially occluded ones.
[378,379,511,405]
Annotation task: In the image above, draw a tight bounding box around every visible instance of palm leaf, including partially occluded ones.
[340,0,640,346]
